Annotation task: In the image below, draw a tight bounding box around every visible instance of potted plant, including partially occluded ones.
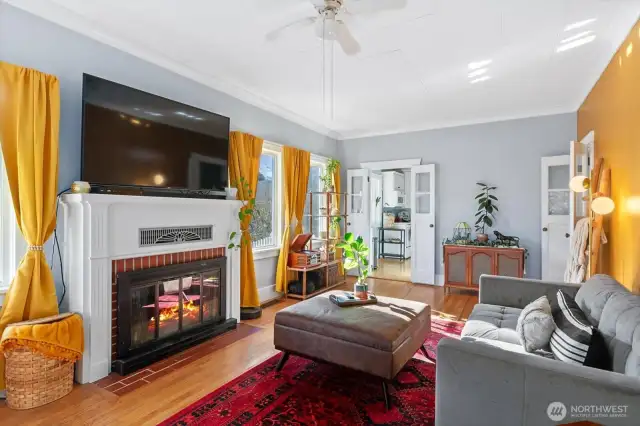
[320,159,340,192]
[329,216,341,239]
[474,182,498,242]
[337,233,370,300]
[227,177,256,250]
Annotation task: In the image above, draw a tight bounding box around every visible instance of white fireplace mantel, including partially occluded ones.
[61,193,242,384]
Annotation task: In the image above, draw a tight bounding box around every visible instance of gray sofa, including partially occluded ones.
[436,274,640,426]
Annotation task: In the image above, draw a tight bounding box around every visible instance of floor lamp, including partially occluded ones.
[569,175,615,279]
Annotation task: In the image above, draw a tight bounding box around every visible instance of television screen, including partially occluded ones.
[81,74,230,192]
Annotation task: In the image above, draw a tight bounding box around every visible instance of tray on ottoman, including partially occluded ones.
[273,290,431,410]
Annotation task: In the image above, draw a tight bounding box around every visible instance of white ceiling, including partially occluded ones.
[6,0,640,139]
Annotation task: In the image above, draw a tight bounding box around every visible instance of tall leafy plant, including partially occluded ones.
[320,159,341,192]
[228,177,256,250]
[336,233,370,284]
[475,182,498,234]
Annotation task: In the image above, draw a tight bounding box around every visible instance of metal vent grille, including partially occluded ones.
[139,225,213,247]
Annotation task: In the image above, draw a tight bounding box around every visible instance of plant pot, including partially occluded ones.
[477,233,489,243]
[225,187,238,200]
[354,281,369,300]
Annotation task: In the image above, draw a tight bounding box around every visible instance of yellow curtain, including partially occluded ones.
[228,131,263,308]
[275,147,310,292]
[0,62,61,391]
[332,164,344,275]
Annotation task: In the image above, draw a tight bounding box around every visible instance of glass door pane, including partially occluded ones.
[202,269,222,321]
[158,277,181,339]
[350,176,363,213]
[416,172,431,193]
[131,284,156,349]
[182,274,202,331]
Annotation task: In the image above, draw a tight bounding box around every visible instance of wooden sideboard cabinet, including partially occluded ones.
[443,245,525,293]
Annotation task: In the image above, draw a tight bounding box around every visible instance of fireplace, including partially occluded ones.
[113,257,236,375]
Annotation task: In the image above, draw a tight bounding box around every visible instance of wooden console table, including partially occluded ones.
[443,245,525,293]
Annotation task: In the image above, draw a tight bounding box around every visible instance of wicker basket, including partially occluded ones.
[3,312,77,410]
[4,347,74,410]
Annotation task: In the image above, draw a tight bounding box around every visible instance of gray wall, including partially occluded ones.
[0,5,338,305]
[337,113,577,280]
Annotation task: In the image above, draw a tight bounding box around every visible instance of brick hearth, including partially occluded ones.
[111,248,226,363]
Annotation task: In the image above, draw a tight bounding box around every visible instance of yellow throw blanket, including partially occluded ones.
[0,313,84,362]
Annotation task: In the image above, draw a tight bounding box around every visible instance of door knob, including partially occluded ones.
[347,222,352,226]
[542,227,548,232]
[565,233,570,238]
[430,224,434,228]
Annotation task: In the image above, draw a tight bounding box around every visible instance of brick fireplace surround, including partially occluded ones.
[110,248,225,363]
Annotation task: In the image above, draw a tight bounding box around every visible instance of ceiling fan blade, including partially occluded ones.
[336,21,361,56]
[266,17,317,41]
[346,0,408,14]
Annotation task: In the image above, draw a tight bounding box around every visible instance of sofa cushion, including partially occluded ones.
[516,295,556,352]
[462,304,521,345]
[575,274,624,326]
[597,290,640,377]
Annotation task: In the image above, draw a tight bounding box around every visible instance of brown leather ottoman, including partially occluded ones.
[273,291,431,409]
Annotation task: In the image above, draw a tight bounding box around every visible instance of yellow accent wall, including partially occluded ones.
[578,19,640,292]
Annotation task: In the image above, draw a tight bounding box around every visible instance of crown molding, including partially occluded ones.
[338,107,578,141]
[6,0,342,140]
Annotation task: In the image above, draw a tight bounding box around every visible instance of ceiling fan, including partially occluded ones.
[265,0,408,56]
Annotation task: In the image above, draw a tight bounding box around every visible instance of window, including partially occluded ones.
[0,152,19,296]
[251,144,281,250]
[303,159,327,237]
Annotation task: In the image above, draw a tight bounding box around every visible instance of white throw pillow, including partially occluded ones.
[516,295,556,352]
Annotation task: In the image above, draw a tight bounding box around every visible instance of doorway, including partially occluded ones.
[371,168,412,282]
[347,160,436,285]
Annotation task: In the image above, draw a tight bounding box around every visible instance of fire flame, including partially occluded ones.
[149,299,200,331]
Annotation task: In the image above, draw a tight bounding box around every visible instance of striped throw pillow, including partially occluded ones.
[550,290,594,365]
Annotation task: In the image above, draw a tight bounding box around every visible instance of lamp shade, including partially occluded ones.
[569,175,590,193]
[591,196,615,215]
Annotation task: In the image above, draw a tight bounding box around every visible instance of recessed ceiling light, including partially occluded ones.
[468,68,488,78]
[468,60,492,70]
[556,35,596,52]
[561,31,593,44]
[564,19,596,32]
[470,76,491,84]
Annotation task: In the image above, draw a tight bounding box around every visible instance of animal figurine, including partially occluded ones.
[493,231,520,247]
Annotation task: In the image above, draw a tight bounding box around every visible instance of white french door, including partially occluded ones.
[347,169,370,276]
[411,164,436,285]
[541,155,571,281]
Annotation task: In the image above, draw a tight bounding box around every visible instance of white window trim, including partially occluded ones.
[253,141,282,254]
[0,153,23,296]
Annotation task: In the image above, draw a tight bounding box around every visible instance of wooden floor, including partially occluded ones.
[0,278,477,425]
[370,258,412,282]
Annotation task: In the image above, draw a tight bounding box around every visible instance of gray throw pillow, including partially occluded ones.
[516,295,556,352]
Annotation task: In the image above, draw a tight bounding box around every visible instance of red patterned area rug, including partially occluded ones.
[159,316,464,426]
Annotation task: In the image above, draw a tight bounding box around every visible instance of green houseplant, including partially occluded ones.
[474,182,498,242]
[336,232,370,299]
[228,177,256,250]
[320,159,341,192]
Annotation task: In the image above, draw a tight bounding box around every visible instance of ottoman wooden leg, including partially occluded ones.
[382,380,391,410]
[276,352,290,372]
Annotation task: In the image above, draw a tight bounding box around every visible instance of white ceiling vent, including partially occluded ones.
[139,226,213,247]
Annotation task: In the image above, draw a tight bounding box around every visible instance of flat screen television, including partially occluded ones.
[81,74,230,193]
